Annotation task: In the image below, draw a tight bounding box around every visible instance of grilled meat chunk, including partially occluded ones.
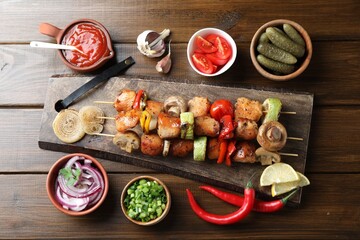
[141,134,163,156]
[194,116,220,137]
[157,112,181,139]
[188,96,211,117]
[234,97,262,122]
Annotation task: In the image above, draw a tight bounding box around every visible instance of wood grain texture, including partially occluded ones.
[0,109,149,173]
[0,0,359,43]
[0,0,359,238]
[0,174,358,239]
[38,76,314,203]
[1,41,359,106]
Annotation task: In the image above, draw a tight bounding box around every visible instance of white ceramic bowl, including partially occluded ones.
[187,28,237,77]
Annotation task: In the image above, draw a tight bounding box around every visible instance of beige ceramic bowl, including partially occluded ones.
[46,153,109,216]
[187,28,237,77]
[250,19,312,81]
[121,175,171,226]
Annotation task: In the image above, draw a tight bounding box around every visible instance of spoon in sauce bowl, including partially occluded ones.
[30,41,85,54]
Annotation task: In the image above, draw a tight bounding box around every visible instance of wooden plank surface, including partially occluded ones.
[0,0,359,43]
[0,174,358,239]
[1,42,360,106]
[0,0,359,239]
[38,76,313,203]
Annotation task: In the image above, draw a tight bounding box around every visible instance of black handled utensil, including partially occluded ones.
[55,56,135,112]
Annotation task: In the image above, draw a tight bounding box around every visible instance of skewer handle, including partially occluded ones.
[279,152,299,157]
[287,137,304,141]
[263,110,297,115]
[94,101,113,104]
[97,116,116,120]
[93,133,115,138]
[280,111,297,115]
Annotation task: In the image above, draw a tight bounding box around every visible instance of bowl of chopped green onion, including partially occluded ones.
[121,175,171,226]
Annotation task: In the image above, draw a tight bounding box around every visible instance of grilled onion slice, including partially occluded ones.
[79,106,105,135]
[52,109,85,143]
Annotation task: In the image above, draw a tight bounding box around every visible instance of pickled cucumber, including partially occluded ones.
[273,27,286,36]
[259,32,269,43]
[266,27,305,58]
[257,43,297,64]
[257,54,295,74]
[283,24,305,47]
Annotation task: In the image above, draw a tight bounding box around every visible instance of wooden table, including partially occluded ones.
[0,1,359,239]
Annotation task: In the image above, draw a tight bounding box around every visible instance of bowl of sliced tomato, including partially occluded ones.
[187,28,237,76]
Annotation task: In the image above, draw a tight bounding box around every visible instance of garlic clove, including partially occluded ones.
[156,54,172,73]
[156,40,172,74]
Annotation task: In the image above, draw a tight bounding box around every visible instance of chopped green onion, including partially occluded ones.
[124,179,167,222]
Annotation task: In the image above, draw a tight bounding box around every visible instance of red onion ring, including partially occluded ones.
[55,157,105,211]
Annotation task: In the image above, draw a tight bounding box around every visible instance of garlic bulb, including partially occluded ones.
[137,29,170,58]
[156,40,172,74]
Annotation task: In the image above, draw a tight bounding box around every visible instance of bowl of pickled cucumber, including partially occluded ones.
[120,175,171,226]
[250,19,312,81]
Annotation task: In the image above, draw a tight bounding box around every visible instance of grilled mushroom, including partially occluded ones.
[112,132,140,153]
[255,147,281,165]
[257,121,287,151]
[163,96,187,117]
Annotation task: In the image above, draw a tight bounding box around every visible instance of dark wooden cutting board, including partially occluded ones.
[39,76,313,205]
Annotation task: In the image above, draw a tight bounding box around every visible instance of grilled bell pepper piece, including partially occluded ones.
[262,98,282,124]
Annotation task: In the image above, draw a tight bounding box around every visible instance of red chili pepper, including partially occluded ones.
[132,90,144,109]
[186,181,255,225]
[199,185,298,213]
[225,140,236,166]
[219,115,235,140]
[217,140,228,164]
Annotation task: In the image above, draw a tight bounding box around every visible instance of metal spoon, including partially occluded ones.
[30,41,84,54]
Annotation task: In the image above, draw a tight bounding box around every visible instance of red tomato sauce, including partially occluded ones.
[61,23,110,67]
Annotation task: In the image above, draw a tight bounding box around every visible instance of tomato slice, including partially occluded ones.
[205,34,219,44]
[212,64,218,73]
[192,53,214,74]
[195,36,217,53]
[206,53,228,66]
[214,36,232,60]
[210,99,234,121]
[194,48,205,54]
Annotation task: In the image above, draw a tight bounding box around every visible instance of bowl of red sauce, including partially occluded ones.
[39,19,114,72]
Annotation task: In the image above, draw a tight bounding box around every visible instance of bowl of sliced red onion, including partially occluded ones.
[46,153,109,216]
